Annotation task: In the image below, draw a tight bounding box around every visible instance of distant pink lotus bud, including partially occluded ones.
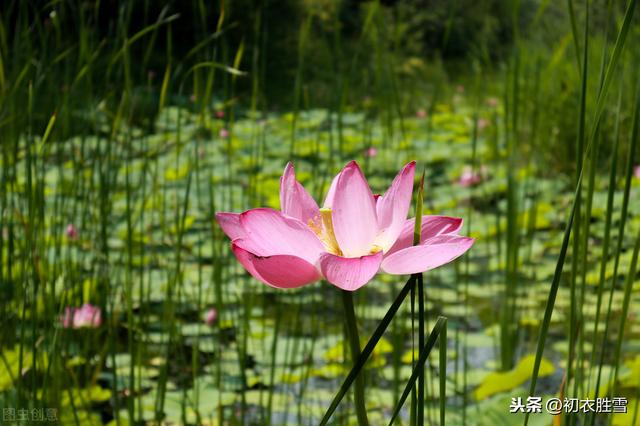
[458,166,486,187]
[215,110,225,119]
[416,109,427,118]
[486,97,499,107]
[456,85,465,93]
[66,224,78,240]
[364,147,378,158]
[477,118,489,130]
[61,304,102,329]
[219,128,229,139]
[635,165,640,179]
[215,160,474,292]
[205,308,218,326]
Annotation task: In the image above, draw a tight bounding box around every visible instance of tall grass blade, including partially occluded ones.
[388,317,447,425]
[592,79,640,409]
[439,321,447,426]
[341,290,369,426]
[524,1,636,424]
[414,170,425,425]
[319,275,416,426]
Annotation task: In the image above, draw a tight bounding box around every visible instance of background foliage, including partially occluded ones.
[1,0,640,425]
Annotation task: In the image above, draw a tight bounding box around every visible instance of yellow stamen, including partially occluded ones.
[309,208,342,256]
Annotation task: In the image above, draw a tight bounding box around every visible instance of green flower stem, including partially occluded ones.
[342,290,369,426]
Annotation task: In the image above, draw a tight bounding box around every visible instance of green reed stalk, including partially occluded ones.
[610,226,640,392]
[414,171,426,426]
[500,48,520,372]
[524,1,636,424]
[341,290,369,426]
[607,68,640,407]
[567,0,582,72]
[266,304,282,425]
[409,280,416,426]
[592,78,640,410]
[319,275,417,425]
[587,86,622,396]
[388,317,447,425]
[289,13,312,158]
[566,2,588,413]
[280,303,301,425]
[439,322,447,426]
[124,139,136,423]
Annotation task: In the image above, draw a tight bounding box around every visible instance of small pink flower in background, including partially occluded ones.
[416,109,427,118]
[219,128,229,139]
[477,118,489,130]
[486,97,499,107]
[458,166,487,187]
[66,224,78,240]
[456,85,465,93]
[364,147,378,158]
[189,94,196,103]
[205,308,218,326]
[634,165,640,179]
[215,110,225,119]
[61,304,102,329]
[216,161,474,291]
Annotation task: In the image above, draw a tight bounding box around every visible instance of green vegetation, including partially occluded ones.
[1,0,640,425]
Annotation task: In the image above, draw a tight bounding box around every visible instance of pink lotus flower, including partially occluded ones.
[416,109,427,118]
[61,304,102,329]
[66,224,78,240]
[205,308,218,326]
[215,110,225,119]
[216,161,473,291]
[634,165,640,179]
[458,165,485,187]
[486,97,499,107]
[477,118,489,130]
[219,128,229,139]
[364,147,378,158]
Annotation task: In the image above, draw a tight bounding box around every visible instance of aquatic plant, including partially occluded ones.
[61,304,102,329]
[216,161,473,291]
